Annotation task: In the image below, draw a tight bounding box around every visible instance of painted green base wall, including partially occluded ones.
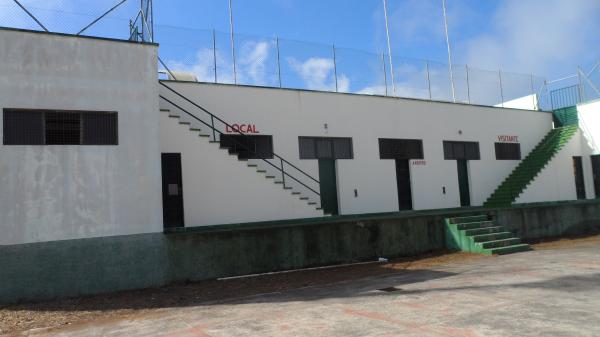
[1,200,600,304]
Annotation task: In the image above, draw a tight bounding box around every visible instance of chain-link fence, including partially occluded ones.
[542,61,600,110]
[0,1,563,111]
[157,26,547,111]
[0,0,143,39]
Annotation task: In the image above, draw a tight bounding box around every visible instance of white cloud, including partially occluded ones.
[386,0,445,44]
[357,85,386,96]
[239,40,272,85]
[287,57,350,92]
[166,40,275,85]
[460,0,600,77]
[167,48,224,83]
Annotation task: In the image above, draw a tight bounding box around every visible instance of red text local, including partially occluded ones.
[226,124,260,134]
[497,135,519,143]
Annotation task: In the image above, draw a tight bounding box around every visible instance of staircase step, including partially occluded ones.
[456,221,495,230]
[471,232,513,242]
[448,215,488,224]
[479,237,521,249]
[488,244,531,255]
[463,226,505,236]
[483,125,578,207]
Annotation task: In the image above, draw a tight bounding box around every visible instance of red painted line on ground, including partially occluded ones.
[168,323,213,337]
[343,308,477,337]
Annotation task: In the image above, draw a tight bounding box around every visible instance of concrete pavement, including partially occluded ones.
[31,240,600,337]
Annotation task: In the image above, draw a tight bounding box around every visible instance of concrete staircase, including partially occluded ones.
[158,104,325,214]
[483,125,579,208]
[445,215,530,255]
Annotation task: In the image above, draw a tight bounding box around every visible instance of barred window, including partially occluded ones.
[298,137,353,160]
[443,141,480,160]
[495,142,521,160]
[379,138,424,159]
[219,135,274,159]
[3,109,118,145]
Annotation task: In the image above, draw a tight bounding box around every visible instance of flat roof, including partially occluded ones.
[161,79,553,114]
[0,26,159,47]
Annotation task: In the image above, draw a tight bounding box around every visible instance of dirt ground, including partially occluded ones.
[2,235,599,336]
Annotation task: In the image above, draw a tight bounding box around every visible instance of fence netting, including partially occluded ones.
[2,1,579,111]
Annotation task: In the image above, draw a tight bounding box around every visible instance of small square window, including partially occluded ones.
[495,142,521,160]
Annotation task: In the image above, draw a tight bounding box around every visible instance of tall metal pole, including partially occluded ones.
[228,0,237,84]
[213,29,218,83]
[499,70,504,108]
[426,60,432,100]
[442,0,456,103]
[465,65,471,104]
[382,0,396,96]
[276,37,282,88]
[577,66,585,103]
[530,73,536,110]
[333,44,339,92]
[381,53,388,96]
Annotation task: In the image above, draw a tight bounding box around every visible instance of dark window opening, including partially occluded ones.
[443,141,480,160]
[379,138,424,159]
[3,110,44,145]
[219,135,274,159]
[573,156,586,200]
[45,112,81,145]
[495,142,521,160]
[82,112,118,145]
[299,137,353,160]
[592,155,600,199]
[3,109,118,145]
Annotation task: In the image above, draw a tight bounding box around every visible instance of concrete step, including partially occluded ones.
[471,232,513,243]
[488,244,531,255]
[456,221,496,231]
[480,237,521,249]
[463,226,505,236]
[449,215,488,224]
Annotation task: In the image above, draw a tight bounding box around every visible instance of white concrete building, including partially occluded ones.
[0,27,598,246]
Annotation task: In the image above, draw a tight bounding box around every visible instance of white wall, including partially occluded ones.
[160,112,323,226]
[160,82,558,217]
[495,94,538,110]
[578,100,600,154]
[0,29,162,245]
[577,100,600,198]
[516,131,582,203]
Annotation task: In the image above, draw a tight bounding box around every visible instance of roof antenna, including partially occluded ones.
[12,0,49,32]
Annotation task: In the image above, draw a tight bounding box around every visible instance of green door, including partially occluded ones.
[318,159,339,215]
[457,160,471,207]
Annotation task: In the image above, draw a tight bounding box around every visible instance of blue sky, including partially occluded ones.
[154,0,600,78]
[1,0,600,95]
